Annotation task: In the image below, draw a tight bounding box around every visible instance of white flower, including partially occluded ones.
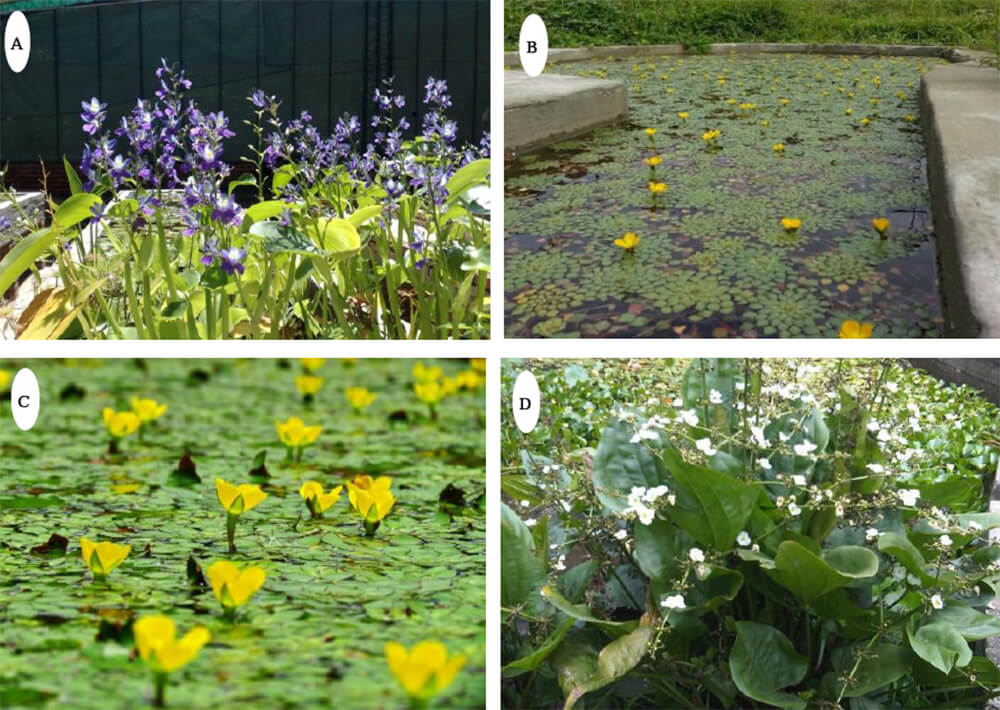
[793,440,817,456]
[689,548,705,562]
[939,535,953,547]
[554,555,566,571]
[644,485,670,503]
[779,431,792,442]
[524,518,537,527]
[678,409,699,426]
[758,458,772,471]
[866,463,884,474]
[750,426,770,447]
[614,529,628,540]
[735,382,746,391]
[737,531,751,547]
[630,429,659,443]
[787,502,802,517]
[627,487,646,509]
[695,438,717,456]
[792,475,806,486]
[877,429,891,442]
[751,543,760,552]
[930,594,944,610]
[520,499,530,508]
[696,563,712,580]
[835,503,844,517]
[560,500,572,512]
[865,528,880,542]
[661,594,686,610]
[635,504,655,526]
[898,489,921,507]
[709,389,723,404]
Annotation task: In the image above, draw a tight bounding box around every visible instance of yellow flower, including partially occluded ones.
[454,369,485,391]
[412,362,443,383]
[345,387,376,411]
[469,358,485,373]
[275,417,322,449]
[351,486,396,524]
[215,478,267,515]
[701,130,721,142]
[904,114,916,123]
[295,375,324,396]
[677,111,689,120]
[300,358,325,372]
[647,182,667,195]
[299,480,343,516]
[130,397,167,423]
[870,97,880,105]
[871,217,890,237]
[780,98,790,105]
[772,143,785,153]
[347,474,392,503]
[738,102,755,110]
[0,370,11,389]
[839,320,874,339]
[860,117,871,126]
[206,561,266,610]
[845,107,853,115]
[414,380,444,405]
[133,615,210,674]
[614,232,641,251]
[725,98,738,105]
[643,127,656,136]
[644,155,663,167]
[103,407,140,439]
[80,537,130,579]
[760,119,769,127]
[781,218,802,233]
[384,641,467,701]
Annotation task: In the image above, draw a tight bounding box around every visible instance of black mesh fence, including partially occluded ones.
[0,0,489,166]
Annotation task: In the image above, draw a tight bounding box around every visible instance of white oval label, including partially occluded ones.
[11,368,39,431]
[4,11,31,74]
[512,370,540,434]
[519,14,548,78]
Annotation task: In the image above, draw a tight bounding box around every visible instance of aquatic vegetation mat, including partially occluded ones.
[505,54,945,338]
[0,358,485,708]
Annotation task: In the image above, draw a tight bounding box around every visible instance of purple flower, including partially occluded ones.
[210,193,243,227]
[0,215,11,232]
[108,155,130,182]
[250,90,269,109]
[81,97,107,135]
[219,246,247,275]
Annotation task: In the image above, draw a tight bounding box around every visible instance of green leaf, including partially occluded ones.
[563,623,653,710]
[592,419,668,512]
[697,565,744,612]
[539,585,632,635]
[829,642,911,697]
[304,218,362,258]
[444,158,490,203]
[0,227,56,296]
[878,531,934,585]
[346,204,384,228]
[272,163,295,191]
[245,200,288,223]
[227,173,258,195]
[633,518,691,585]
[664,448,759,549]
[764,541,878,604]
[503,614,575,675]
[53,193,101,230]
[249,221,323,255]
[729,621,807,710]
[927,604,1000,641]
[955,512,1000,530]
[906,619,973,674]
[500,502,546,609]
[63,156,83,195]
[913,654,1000,688]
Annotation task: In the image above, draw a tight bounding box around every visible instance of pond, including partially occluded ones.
[0,358,485,708]
[505,54,946,338]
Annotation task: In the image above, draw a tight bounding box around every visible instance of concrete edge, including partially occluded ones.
[504,43,982,68]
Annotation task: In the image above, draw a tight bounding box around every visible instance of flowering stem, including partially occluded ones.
[152,672,166,707]
[226,512,238,553]
[205,287,216,339]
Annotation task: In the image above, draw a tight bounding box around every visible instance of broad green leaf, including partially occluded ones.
[564,623,653,710]
[764,541,878,604]
[592,419,668,512]
[500,503,546,609]
[500,475,545,507]
[906,619,972,674]
[305,218,362,258]
[539,585,632,635]
[503,614,575,675]
[445,158,490,202]
[249,221,323,255]
[245,200,288,223]
[0,227,56,296]
[273,163,295,191]
[664,448,759,549]
[227,173,258,195]
[729,621,807,710]
[927,604,1000,641]
[955,512,1000,530]
[829,642,911,697]
[697,566,744,612]
[346,204,384,228]
[878,531,934,585]
[913,654,1000,688]
[53,193,101,230]
[633,518,691,584]
[681,357,742,433]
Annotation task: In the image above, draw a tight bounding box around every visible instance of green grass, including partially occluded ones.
[504,0,1000,51]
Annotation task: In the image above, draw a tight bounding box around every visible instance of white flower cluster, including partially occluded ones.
[624,485,674,525]
[629,415,671,444]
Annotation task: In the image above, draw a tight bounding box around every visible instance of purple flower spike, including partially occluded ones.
[219,247,247,275]
[210,193,244,227]
[81,97,107,135]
